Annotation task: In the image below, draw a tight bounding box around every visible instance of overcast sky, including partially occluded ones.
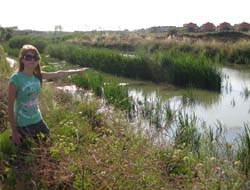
[1,0,249,31]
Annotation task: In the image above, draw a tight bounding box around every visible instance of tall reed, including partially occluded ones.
[46,43,222,91]
[236,123,250,176]
[158,49,222,91]
[0,45,12,132]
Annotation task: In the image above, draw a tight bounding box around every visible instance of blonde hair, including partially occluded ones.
[18,44,42,84]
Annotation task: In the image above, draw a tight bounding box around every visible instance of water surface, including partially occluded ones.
[128,66,250,138]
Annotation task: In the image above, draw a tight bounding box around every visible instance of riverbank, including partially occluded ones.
[1,42,250,189]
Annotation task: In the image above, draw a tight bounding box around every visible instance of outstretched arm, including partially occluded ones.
[42,68,88,80]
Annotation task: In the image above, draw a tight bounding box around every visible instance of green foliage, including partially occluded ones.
[70,71,131,110]
[206,31,250,41]
[38,85,165,189]
[103,82,131,111]
[45,43,222,91]
[46,43,146,78]
[41,64,57,72]
[158,49,222,91]
[236,124,250,176]
[0,130,16,160]
[0,45,11,132]
[174,111,201,154]
[0,45,12,76]
[0,79,9,132]
[8,35,49,53]
[229,44,250,64]
[70,71,103,96]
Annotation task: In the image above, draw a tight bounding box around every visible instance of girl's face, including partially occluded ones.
[22,51,40,70]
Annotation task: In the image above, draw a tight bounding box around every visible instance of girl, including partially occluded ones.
[8,44,88,144]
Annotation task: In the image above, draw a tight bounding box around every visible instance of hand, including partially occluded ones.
[11,130,22,145]
[75,67,89,75]
[79,67,89,73]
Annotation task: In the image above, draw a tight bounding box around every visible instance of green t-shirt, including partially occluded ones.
[9,72,42,127]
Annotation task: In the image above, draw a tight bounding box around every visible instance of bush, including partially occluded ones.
[0,130,16,160]
[8,35,49,53]
[0,45,11,132]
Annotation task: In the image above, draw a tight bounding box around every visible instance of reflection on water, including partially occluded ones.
[128,66,250,138]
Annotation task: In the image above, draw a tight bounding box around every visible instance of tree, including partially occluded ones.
[0,26,6,42]
[54,25,63,33]
[168,28,178,39]
[0,26,16,42]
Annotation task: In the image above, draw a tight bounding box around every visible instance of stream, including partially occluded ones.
[128,66,250,140]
